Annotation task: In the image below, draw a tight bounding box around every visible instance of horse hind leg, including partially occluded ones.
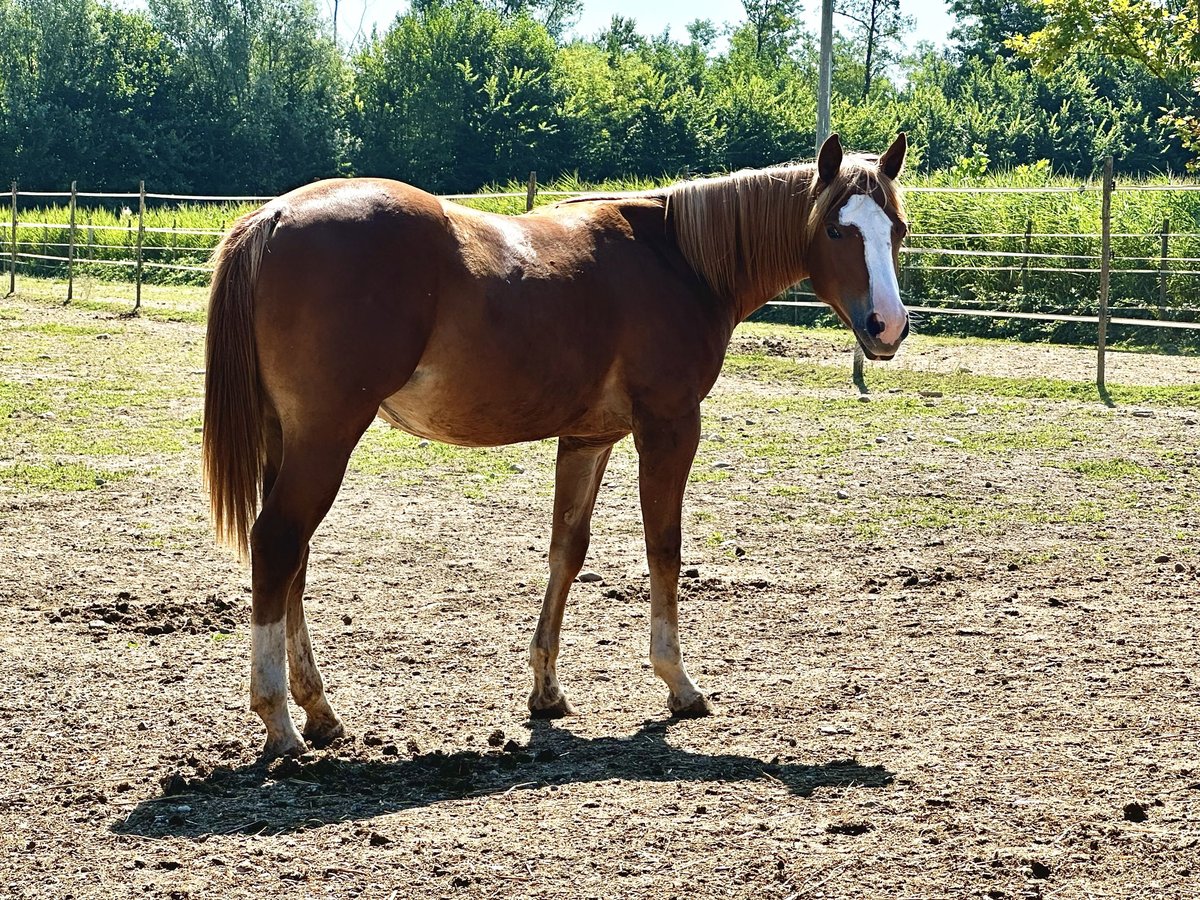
[284,545,344,747]
[250,424,367,758]
[528,437,615,717]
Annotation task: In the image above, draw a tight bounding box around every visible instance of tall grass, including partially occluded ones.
[3,169,1198,349]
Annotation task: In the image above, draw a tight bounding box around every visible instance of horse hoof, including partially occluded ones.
[528,693,576,719]
[669,693,714,719]
[261,732,306,760]
[303,716,345,749]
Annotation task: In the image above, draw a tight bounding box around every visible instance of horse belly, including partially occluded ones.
[377,363,630,447]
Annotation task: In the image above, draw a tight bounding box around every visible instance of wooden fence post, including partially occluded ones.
[1158,217,1169,307]
[1020,217,1032,294]
[852,345,865,390]
[7,181,15,296]
[67,180,77,304]
[1096,156,1114,392]
[134,180,145,313]
[526,171,537,212]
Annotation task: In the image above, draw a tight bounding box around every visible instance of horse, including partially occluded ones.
[202,132,911,758]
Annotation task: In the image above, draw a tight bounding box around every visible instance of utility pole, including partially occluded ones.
[816,0,833,151]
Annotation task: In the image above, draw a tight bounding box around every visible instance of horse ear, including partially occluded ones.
[817,133,843,185]
[879,132,907,180]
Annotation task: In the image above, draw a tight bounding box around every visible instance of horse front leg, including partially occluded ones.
[528,437,615,717]
[634,408,713,718]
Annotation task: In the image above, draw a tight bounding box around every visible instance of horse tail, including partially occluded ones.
[202,206,281,559]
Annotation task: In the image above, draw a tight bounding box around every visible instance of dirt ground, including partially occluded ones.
[1,283,1199,899]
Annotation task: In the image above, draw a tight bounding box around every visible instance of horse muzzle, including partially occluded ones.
[853,310,909,361]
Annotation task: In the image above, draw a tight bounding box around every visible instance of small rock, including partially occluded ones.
[712,460,733,469]
[856,395,871,403]
[826,821,873,836]
[509,463,525,474]
[1131,410,1154,418]
[942,436,963,446]
[1155,555,1170,564]
[368,832,391,847]
[577,571,603,583]
[683,567,700,578]
[341,614,353,626]
[836,489,851,500]
[417,439,430,448]
[874,436,888,444]
[95,333,111,340]
[919,390,943,398]
[502,739,523,753]
[1123,801,1148,822]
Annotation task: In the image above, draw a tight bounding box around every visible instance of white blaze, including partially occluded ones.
[838,193,906,345]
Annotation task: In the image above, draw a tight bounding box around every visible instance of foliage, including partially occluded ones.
[1,0,1197,190]
[1011,0,1200,169]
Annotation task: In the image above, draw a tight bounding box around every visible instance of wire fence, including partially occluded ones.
[4,166,1200,386]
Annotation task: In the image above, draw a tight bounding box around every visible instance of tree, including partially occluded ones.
[836,0,912,98]
[948,0,1046,59]
[739,0,803,63]
[482,0,582,37]
[352,0,562,190]
[1011,0,1200,168]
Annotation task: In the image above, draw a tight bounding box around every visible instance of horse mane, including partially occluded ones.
[660,157,905,302]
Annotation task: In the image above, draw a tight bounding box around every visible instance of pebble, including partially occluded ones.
[509,463,525,474]
[712,461,733,469]
[577,571,603,583]
[874,436,888,444]
[919,390,943,398]
[942,436,963,446]
[417,439,430,448]
[683,567,700,578]
[1131,410,1154,418]
[1122,802,1148,822]
[856,395,870,403]
[836,489,851,500]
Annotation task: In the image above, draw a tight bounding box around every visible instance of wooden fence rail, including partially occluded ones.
[5,161,1200,391]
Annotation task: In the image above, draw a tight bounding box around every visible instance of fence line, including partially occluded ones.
[5,163,1200,389]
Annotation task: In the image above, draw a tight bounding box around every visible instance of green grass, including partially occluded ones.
[722,351,1200,407]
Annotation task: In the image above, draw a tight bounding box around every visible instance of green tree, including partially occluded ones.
[1012,0,1200,167]
[836,0,912,98]
[352,0,562,190]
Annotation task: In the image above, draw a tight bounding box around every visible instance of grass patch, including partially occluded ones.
[1050,458,1167,481]
[723,352,1200,407]
[0,461,132,491]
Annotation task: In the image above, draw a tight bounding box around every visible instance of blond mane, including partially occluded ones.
[662,157,905,303]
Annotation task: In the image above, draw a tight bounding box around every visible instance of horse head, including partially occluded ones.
[806,132,910,361]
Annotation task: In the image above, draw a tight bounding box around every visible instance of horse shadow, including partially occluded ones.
[113,719,894,838]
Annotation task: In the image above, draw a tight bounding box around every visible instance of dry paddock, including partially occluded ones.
[1,281,1199,899]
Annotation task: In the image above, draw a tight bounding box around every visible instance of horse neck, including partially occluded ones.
[666,166,819,324]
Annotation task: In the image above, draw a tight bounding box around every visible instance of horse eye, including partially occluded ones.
[826,226,842,240]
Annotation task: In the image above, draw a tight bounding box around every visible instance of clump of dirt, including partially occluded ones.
[47,591,245,636]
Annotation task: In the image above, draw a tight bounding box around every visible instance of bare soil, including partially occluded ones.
[2,287,1199,899]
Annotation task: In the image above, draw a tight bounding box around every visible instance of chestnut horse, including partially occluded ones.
[203,133,910,757]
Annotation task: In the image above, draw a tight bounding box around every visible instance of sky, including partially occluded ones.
[332,0,957,51]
